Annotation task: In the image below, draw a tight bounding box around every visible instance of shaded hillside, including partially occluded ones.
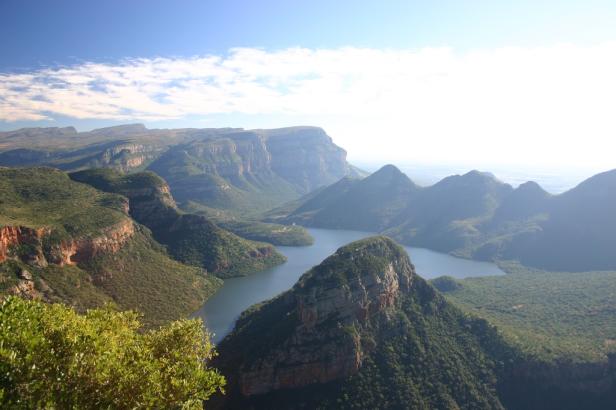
[69,169,285,278]
[0,124,359,214]
[497,169,616,271]
[273,165,616,271]
[215,237,509,409]
[0,167,221,326]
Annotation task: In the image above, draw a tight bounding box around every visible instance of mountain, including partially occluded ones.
[147,127,359,214]
[273,164,419,231]
[0,167,221,326]
[0,125,360,214]
[495,169,616,271]
[69,169,285,278]
[272,165,616,271]
[274,165,514,252]
[214,237,509,409]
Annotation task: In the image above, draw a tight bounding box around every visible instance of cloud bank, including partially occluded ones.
[2,44,616,166]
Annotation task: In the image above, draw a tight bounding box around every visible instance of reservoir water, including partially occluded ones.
[194,228,504,344]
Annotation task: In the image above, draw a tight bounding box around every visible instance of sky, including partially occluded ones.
[1,0,616,171]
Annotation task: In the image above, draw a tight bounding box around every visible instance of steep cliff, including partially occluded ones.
[0,124,359,214]
[215,237,509,409]
[0,168,221,326]
[147,127,357,214]
[70,169,286,277]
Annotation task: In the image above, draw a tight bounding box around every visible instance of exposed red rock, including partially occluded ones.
[0,219,134,267]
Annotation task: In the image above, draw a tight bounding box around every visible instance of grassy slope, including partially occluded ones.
[82,226,222,327]
[0,168,221,326]
[0,167,126,236]
[437,263,616,361]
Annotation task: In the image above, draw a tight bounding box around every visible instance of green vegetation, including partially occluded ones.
[182,200,313,246]
[0,167,126,237]
[157,215,286,278]
[81,226,222,327]
[0,297,225,409]
[0,168,222,326]
[437,263,616,361]
[70,168,287,277]
[217,237,512,409]
[147,138,300,215]
[214,220,313,246]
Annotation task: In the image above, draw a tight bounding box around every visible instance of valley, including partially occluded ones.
[1,124,615,409]
[195,227,504,344]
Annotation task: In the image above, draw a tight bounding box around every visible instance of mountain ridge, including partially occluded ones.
[273,164,616,271]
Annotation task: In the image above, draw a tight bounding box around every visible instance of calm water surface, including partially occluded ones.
[194,228,504,343]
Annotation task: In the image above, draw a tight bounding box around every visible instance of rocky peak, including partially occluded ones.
[294,236,414,325]
[218,237,415,396]
[362,164,418,190]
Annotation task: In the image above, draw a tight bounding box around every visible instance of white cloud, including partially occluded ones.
[1,44,616,168]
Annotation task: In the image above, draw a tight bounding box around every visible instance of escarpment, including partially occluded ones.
[0,220,134,267]
[0,125,360,214]
[147,126,356,213]
[70,168,286,278]
[0,167,221,326]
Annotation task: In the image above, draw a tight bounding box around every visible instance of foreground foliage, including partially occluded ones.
[0,297,225,409]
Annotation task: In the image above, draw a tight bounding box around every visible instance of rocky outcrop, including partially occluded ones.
[0,226,49,266]
[218,237,415,396]
[0,220,134,267]
[9,268,41,300]
[51,219,135,265]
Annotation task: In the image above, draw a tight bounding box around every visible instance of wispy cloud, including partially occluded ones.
[2,44,616,166]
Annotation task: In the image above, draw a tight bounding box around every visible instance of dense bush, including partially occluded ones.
[0,297,225,409]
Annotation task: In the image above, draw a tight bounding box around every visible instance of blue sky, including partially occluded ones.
[1,0,616,169]
[3,0,614,70]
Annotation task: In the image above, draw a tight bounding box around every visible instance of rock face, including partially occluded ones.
[0,167,222,327]
[237,238,413,396]
[0,220,134,267]
[215,237,508,409]
[0,124,358,214]
[148,127,356,213]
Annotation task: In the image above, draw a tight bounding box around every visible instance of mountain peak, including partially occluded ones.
[463,169,498,181]
[217,236,415,396]
[297,236,413,296]
[366,164,416,186]
[516,180,549,196]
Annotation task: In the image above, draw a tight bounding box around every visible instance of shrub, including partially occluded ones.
[0,297,225,409]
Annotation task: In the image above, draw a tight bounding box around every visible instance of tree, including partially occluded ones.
[0,296,225,409]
